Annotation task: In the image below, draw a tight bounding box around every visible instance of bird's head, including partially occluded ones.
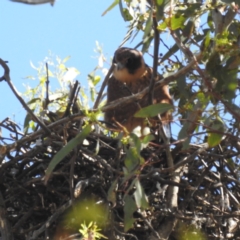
[112,47,146,83]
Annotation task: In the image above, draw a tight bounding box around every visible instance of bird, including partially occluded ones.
[104,47,173,135]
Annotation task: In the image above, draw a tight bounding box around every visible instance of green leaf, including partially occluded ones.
[158,15,187,31]
[124,195,137,232]
[178,123,191,149]
[90,87,95,102]
[93,75,101,86]
[124,178,137,197]
[39,75,46,85]
[181,20,194,38]
[59,63,67,70]
[134,103,173,118]
[29,121,36,131]
[129,133,142,154]
[208,132,222,147]
[107,179,118,205]
[177,75,187,95]
[178,123,189,140]
[208,52,238,101]
[182,137,190,150]
[143,11,153,41]
[142,35,154,53]
[27,97,41,105]
[176,3,202,17]
[125,147,141,173]
[207,11,214,32]
[170,15,187,30]
[123,134,145,177]
[142,134,155,144]
[196,92,209,107]
[179,223,207,240]
[62,55,71,63]
[101,0,119,16]
[207,118,224,147]
[23,113,32,134]
[67,199,108,228]
[121,8,133,21]
[202,30,211,50]
[44,124,92,184]
[119,0,133,21]
[134,180,149,209]
[158,21,167,31]
[46,69,54,77]
[155,0,171,21]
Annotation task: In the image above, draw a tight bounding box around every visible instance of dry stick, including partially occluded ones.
[93,65,114,109]
[13,208,34,232]
[149,4,178,240]
[11,0,55,5]
[4,112,86,153]
[45,62,50,108]
[0,191,14,240]
[63,80,80,117]
[0,59,51,135]
[148,10,159,105]
[151,2,174,187]
[30,200,72,239]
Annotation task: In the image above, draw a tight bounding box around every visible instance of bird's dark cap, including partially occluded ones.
[113,47,144,74]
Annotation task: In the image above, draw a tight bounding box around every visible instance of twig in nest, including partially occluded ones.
[45,62,50,109]
[63,80,80,117]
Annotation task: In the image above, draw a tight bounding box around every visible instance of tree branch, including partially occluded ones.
[0,59,51,135]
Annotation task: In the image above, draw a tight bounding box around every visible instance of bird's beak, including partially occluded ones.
[114,62,125,70]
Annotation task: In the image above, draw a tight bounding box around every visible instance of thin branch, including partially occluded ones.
[148,8,159,105]
[0,191,14,240]
[0,59,51,135]
[93,65,114,109]
[10,0,54,5]
[30,200,72,239]
[45,63,50,109]
[63,80,80,117]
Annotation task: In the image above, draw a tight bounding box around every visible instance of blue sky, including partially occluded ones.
[0,0,136,128]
